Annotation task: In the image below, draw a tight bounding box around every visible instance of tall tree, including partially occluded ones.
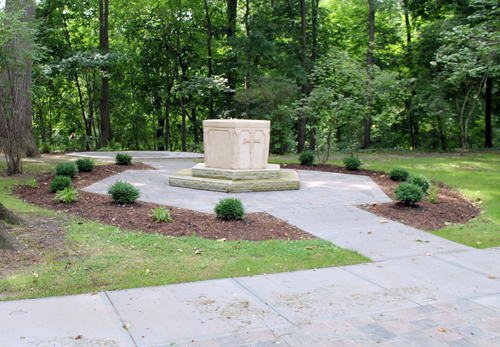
[364,0,375,149]
[99,0,111,148]
[226,0,238,111]
[0,0,40,175]
[297,0,308,153]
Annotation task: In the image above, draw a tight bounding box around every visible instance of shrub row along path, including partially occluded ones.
[2,158,500,347]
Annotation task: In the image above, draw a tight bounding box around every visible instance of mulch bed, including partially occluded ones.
[14,163,312,242]
[12,162,480,245]
[281,163,480,231]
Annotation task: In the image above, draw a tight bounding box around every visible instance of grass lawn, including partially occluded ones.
[0,161,369,301]
[354,152,500,248]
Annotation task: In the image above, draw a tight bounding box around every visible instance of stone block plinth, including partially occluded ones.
[192,163,280,181]
[203,119,270,170]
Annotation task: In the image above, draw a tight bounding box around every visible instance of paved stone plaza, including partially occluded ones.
[1,159,499,347]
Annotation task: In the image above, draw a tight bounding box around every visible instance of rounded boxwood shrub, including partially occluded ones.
[49,175,72,193]
[107,180,140,204]
[55,162,78,178]
[343,157,362,170]
[214,198,245,220]
[408,174,431,194]
[388,167,410,181]
[394,182,423,206]
[76,158,95,172]
[299,151,315,166]
[116,153,133,165]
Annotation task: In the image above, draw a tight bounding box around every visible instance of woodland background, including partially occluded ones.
[1,0,499,161]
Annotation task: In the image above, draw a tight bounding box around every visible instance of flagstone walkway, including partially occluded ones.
[1,160,499,347]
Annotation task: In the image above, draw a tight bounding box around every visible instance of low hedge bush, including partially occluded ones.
[116,153,132,165]
[299,151,315,166]
[214,198,245,220]
[49,176,72,193]
[76,158,95,172]
[343,157,362,170]
[388,167,410,181]
[408,174,431,194]
[55,162,78,178]
[107,180,140,204]
[394,182,423,206]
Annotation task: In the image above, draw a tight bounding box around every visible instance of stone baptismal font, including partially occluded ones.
[169,119,300,193]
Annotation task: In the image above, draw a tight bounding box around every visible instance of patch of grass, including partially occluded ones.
[362,152,500,248]
[0,218,369,300]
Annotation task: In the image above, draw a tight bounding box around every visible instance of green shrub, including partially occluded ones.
[299,151,315,166]
[214,198,245,220]
[40,143,53,154]
[408,174,431,194]
[116,153,133,165]
[388,167,410,181]
[107,180,140,204]
[49,176,72,193]
[394,182,423,206]
[76,158,95,172]
[55,162,78,178]
[428,185,440,204]
[343,157,362,170]
[52,187,79,203]
[149,206,172,222]
[26,177,38,188]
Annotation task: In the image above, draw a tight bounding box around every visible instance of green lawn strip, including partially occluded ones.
[359,153,500,248]
[1,219,368,300]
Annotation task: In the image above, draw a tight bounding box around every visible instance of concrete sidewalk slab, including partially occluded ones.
[1,293,133,347]
[106,279,292,346]
[345,256,500,305]
[315,222,471,261]
[436,249,500,278]
[234,267,414,325]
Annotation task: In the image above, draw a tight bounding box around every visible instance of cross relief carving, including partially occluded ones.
[243,130,262,162]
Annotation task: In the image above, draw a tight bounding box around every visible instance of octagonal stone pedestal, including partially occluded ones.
[169,119,300,193]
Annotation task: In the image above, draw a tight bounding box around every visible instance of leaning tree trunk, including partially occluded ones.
[364,0,375,149]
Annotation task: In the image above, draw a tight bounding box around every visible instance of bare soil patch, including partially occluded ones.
[281,163,480,230]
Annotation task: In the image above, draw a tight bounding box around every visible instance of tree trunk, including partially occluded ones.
[99,0,111,148]
[364,0,375,149]
[225,0,238,112]
[485,76,493,148]
[309,0,319,151]
[298,0,308,153]
[203,0,214,119]
[0,202,26,225]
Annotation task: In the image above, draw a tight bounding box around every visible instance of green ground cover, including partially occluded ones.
[0,161,368,301]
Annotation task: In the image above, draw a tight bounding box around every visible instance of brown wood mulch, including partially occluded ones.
[14,163,312,242]
[12,162,480,244]
[281,163,480,231]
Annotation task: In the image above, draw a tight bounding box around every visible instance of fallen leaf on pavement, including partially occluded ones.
[439,328,446,332]
[425,253,433,256]
[367,231,372,234]
[91,291,98,295]
[380,220,389,223]
[489,275,495,279]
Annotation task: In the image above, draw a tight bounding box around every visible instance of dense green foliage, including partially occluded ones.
[388,167,410,181]
[149,206,172,223]
[343,157,362,170]
[4,0,496,154]
[75,158,95,172]
[214,198,245,220]
[55,162,78,178]
[115,153,132,165]
[49,176,72,193]
[394,182,424,206]
[107,181,140,204]
[52,187,79,203]
[408,174,431,194]
[299,151,315,166]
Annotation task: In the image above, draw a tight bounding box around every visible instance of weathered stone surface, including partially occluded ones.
[192,163,280,181]
[169,169,300,193]
[203,119,270,170]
